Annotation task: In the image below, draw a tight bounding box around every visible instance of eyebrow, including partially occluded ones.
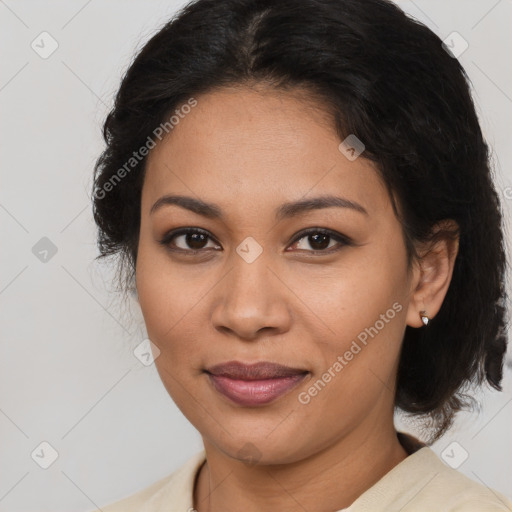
[149,194,368,220]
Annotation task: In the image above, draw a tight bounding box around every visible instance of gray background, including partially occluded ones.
[1,0,511,510]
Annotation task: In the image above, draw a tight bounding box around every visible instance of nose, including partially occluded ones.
[210,252,292,341]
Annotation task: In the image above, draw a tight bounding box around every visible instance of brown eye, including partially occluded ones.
[289,228,352,253]
[160,228,221,252]
[180,232,209,250]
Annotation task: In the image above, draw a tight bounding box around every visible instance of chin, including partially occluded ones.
[204,424,316,466]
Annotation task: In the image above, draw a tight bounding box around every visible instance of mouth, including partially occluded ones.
[204,361,309,406]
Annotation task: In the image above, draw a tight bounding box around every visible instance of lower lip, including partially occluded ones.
[207,373,308,406]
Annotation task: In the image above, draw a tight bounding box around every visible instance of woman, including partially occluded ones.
[91,0,511,510]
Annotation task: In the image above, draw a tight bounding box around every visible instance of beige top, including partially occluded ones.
[94,433,511,512]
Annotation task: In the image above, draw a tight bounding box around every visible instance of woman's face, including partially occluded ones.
[136,85,419,464]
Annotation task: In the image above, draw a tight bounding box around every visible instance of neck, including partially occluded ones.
[193,421,408,512]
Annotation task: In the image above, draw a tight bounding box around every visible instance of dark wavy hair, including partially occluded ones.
[92,0,509,442]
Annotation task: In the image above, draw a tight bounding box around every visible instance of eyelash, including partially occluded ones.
[158,227,354,256]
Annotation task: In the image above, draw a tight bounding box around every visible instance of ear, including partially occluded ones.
[406,219,460,328]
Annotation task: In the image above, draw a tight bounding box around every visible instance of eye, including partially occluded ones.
[159,227,221,253]
[159,227,353,255]
[287,228,352,254]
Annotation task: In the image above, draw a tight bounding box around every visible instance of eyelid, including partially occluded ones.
[159,226,353,254]
[288,227,353,247]
[159,227,221,250]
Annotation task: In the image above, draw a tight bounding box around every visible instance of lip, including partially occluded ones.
[205,361,309,406]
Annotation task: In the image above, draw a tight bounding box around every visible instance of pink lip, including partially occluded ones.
[205,361,309,406]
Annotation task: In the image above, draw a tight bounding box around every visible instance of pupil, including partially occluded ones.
[187,233,207,249]
[183,233,331,250]
[310,233,330,250]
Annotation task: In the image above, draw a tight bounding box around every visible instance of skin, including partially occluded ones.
[135,84,459,512]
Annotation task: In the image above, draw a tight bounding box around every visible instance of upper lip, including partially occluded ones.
[205,361,308,380]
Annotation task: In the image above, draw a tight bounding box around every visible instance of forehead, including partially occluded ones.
[143,86,390,218]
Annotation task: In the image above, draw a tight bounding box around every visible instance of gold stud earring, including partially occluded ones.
[419,310,430,326]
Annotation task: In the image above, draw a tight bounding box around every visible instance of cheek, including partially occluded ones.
[136,250,202,406]
[135,239,224,398]
[295,243,406,342]
[136,231,194,324]
[301,239,408,396]
[135,243,196,362]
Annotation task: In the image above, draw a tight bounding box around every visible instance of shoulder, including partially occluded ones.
[89,450,206,512]
[420,448,512,511]
[417,448,512,511]
[349,446,512,512]
[93,474,174,512]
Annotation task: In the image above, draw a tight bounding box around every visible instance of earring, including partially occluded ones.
[419,310,430,326]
